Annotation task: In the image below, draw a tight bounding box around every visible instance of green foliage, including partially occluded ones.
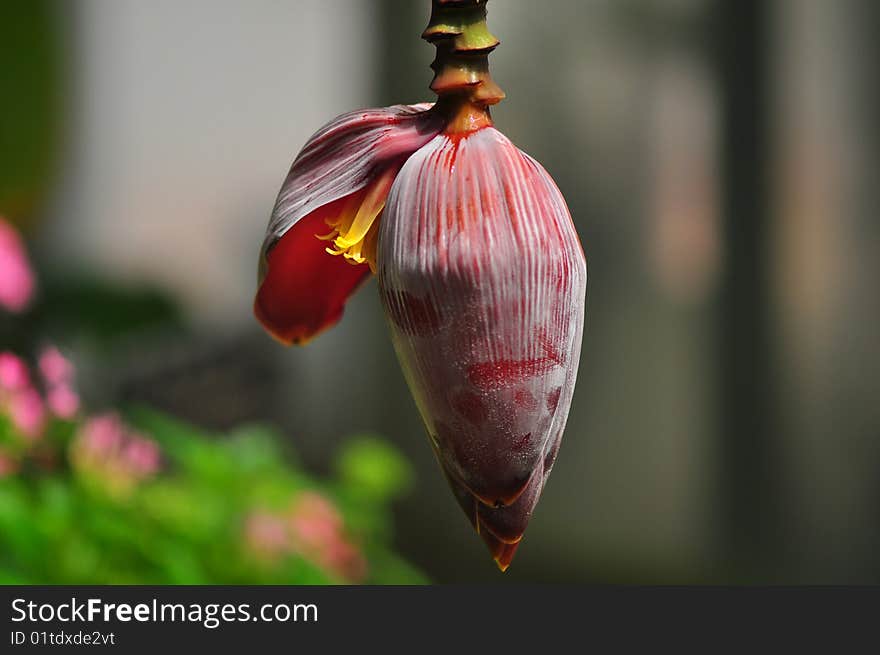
[0,1,60,226]
[335,435,413,503]
[0,407,426,585]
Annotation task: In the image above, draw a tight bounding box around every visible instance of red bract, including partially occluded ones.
[255,104,443,345]
[254,0,586,571]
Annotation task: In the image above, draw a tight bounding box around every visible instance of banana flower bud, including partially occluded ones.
[255,0,586,571]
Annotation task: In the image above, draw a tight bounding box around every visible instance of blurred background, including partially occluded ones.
[1,0,878,583]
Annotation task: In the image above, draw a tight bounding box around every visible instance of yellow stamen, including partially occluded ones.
[318,167,396,270]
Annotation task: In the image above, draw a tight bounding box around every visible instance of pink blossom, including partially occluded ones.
[8,387,46,439]
[78,413,125,455]
[39,346,74,386]
[244,512,291,560]
[0,352,29,391]
[47,383,80,419]
[0,217,35,313]
[288,492,366,582]
[243,493,366,581]
[121,435,160,476]
[288,491,344,548]
[319,539,367,583]
[72,413,161,489]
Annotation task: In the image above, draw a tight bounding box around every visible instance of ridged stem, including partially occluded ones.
[423,0,505,133]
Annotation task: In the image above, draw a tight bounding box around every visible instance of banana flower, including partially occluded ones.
[255,0,586,571]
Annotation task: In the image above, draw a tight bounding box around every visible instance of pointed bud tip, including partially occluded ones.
[491,541,520,572]
[477,516,523,572]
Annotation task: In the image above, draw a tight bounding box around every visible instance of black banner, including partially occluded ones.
[0,586,875,650]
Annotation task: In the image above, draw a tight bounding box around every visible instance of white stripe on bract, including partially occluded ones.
[260,103,437,264]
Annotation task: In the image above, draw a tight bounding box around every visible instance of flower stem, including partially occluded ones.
[423,0,504,133]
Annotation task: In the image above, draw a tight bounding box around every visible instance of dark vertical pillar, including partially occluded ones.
[714,0,784,579]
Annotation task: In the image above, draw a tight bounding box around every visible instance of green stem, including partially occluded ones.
[423,0,504,132]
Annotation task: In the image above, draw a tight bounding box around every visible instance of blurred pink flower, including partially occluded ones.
[0,352,29,391]
[288,492,344,549]
[78,413,125,455]
[39,346,74,387]
[288,492,366,582]
[244,512,291,561]
[0,217,35,313]
[122,435,160,476]
[47,383,80,419]
[71,413,162,490]
[320,539,367,583]
[243,492,366,581]
[36,346,80,419]
[7,387,47,440]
